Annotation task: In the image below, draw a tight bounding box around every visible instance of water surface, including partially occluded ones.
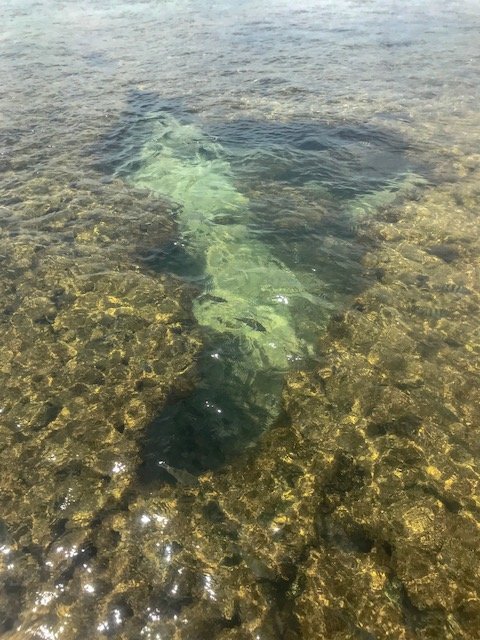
[0,1,479,638]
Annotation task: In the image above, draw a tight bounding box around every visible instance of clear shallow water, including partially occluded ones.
[93,97,422,476]
[0,0,480,638]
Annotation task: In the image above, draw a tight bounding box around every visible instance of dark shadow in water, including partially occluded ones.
[89,91,197,176]
[91,89,429,482]
[137,237,206,280]
[204,117,427,198]
[91,89,428,197]
[138,330,281,481]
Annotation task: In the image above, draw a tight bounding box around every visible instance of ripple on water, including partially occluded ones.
[0,0,479,637]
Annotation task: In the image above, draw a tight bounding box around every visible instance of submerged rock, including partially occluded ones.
[1,120,480,639]
[0,175,202,637]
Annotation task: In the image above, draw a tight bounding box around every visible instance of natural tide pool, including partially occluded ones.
[0,1,479,638]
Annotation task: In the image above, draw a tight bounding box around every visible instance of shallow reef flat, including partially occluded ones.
[2,147,479,639]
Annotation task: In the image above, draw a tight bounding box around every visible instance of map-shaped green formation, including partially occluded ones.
[130,116,316,424]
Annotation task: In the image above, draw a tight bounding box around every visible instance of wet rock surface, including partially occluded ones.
[1,156,479,639]
[0,177,202,637]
